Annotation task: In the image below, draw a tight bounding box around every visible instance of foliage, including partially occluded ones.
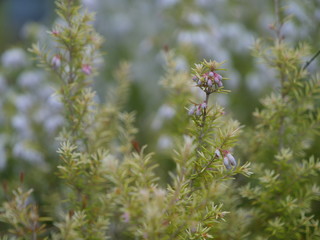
[0,0,319,239]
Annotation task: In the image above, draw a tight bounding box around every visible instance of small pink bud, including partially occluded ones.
[215,149,221,158]
[201,102,207,109]
[197,80,202,85]
[227,153,237,166]
[208,71,214,77]
[196,106,202,116]
[207,79,213,87]
[188,105,196,115]
[121,212,130,223]
[82,64,92,75]
[223,157,231,170]
[218,81,223,87]
[51,55,61,69]
[214,73,222,81]
[51,30,59,36]
[192,76,199,82]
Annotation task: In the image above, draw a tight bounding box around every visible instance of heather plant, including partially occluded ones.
[1,0,320,239]
[0,0,252,239]
[237,1,320,239]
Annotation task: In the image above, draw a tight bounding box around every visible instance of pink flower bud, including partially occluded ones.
[51,55,61,69]
[227,153,236,166]
[51,30,59,36]
[188,105,196,115]
[121,212,130,223]
[208,71,214,77]
[218,81,223,87]
[214,73,222,81]
[201,102,207,109]
[82,64,92,75]
[215,149,221,158]
[192,76,199,82]
[223,157,231,170]
[197,80,202,85]
[207,79,213,87]
[196,106,202,116]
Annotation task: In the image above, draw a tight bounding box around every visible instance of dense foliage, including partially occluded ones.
[0,0,319,239]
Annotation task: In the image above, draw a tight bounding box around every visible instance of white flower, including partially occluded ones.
[0,75,7,92]
[13,141,44,164]
[157,135,173,150]
[1,48,27,69]
[18,70,44,89]
[0,135,7,170]
[44,115,64,133]
[14,94,34,113]
[82,0,98,9]
[158,104,176,119]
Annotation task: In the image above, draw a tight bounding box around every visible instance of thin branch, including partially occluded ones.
[303,49,320,70]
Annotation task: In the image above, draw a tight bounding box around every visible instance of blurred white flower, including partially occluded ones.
[18,70,44,89]
[82,0,98,10]
[47,94,63,111]
[14,94,34,113]
[151,104,175,130]
[44,115,64,134]
[0,74,7,92]
[12,114,29,132]
[157,135,173,150]
[158,104,175,119]
[246,72,263,92]
[0,135,7,170]
[13,142,44,164]
[157,0,179,8]
[175,56,188,71]
[34,108,52,124]
[187,12,203,26]
[1,48,27,69]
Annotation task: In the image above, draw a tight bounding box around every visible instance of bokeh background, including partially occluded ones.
[0,0,320,223]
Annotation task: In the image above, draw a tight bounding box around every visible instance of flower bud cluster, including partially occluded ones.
[51,54,93,76]
[188,101,207,116]
[215,149,237,170]
[192,71,223,92]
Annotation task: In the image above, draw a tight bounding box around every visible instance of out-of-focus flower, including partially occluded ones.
[82,64,92,75]
[121,211,130,223]
[1,48,27,69]
[158,104,176,119]
[226,153,237,166]
[196,106,202,116]
[188,105,196,115]
[223,156,231,170]
[215,149,221,158]
[18,70,44,89]
[44,115,64,134]
[14,94,34,112]
[0,135,7,170]
[0,75,7,92]
[52,55,61,69]
[13,141,44,164]
[157,135,173,150]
